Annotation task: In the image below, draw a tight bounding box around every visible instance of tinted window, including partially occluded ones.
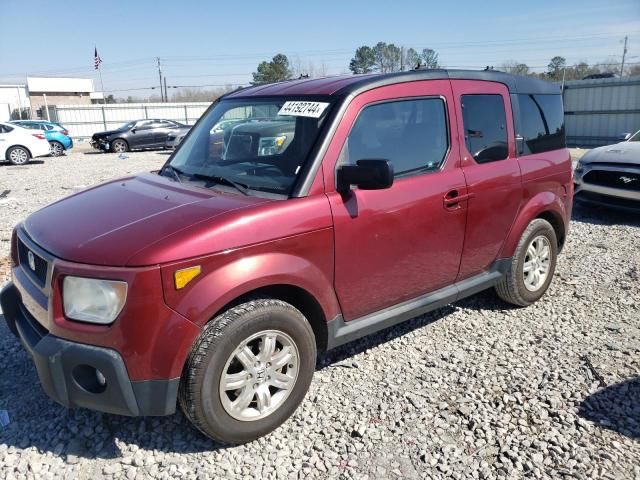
[343,98,448,177]
[0,124,14,133]
[461,94,508,163]
[517,94,565,154]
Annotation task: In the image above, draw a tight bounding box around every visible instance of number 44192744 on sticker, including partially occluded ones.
[278,101,330,118]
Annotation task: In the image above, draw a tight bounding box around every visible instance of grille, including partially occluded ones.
[583,170,640,192]
[17,238,49,287]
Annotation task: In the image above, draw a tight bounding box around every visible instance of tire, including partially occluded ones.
[179,299,316,444]
[7,146,30,165]
[49,141,64,157]
[495,218,558,307]
[110,139,128,153]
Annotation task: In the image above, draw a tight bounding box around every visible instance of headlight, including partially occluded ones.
[258,135,287,156]
[63,276,127,324]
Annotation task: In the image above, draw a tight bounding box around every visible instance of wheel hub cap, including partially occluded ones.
[219,329,299,421]
[523,235,551,292]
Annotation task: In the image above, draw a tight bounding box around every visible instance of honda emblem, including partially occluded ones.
[27,251,36,271]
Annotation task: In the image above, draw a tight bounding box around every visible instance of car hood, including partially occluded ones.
[580,142,640,165]
[23,173,271,266]
[93,129,126,138]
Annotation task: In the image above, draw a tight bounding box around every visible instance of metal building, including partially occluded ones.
[563,76,640,147]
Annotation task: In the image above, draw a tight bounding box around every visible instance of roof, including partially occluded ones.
[27,77,94,93]
[226,69,560,99]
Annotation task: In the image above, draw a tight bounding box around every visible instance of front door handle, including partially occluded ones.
[443,190,474,209]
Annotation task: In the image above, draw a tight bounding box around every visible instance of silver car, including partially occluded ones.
[574,130,640,211]
[165,126,190,149]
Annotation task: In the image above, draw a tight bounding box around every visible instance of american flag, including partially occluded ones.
[94,47,102,70]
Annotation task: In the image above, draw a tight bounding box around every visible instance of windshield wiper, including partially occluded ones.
[161,164,184,183]
[190,172,251,196]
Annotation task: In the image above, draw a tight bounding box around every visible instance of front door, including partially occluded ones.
[324,80,468,321]
[130,120,156,148]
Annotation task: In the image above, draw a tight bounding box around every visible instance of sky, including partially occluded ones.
[1,0,639,97]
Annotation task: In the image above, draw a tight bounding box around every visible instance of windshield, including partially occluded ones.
[119,121,136,130]
[166,97,332,197]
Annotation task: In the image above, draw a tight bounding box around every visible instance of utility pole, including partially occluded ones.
[620,36,628,78]
[156,57,164,102]
[400,46,404,71]
[163,77,168,103]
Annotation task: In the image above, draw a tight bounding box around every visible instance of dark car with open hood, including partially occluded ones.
[2,69,572,444]
[91,119,187,153]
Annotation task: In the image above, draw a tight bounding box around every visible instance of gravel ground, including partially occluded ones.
[0,148,639,480]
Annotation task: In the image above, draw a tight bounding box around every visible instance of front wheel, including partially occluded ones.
[110,139,128,153]
[7,146,30,165]
[49,141,64,157]
[495,218,558,306]
[179,299,317,444]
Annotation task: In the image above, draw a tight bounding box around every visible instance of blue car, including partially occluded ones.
[10,120,73,156]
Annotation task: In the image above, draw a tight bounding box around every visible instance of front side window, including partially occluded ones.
[167,97,332,197]
[461,94,508,163]
[341,98,449,177]
[517,94,565,155]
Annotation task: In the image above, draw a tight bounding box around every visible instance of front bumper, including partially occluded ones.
[1,283,179,416]
[574,166,640,211]
[90,138,109,151]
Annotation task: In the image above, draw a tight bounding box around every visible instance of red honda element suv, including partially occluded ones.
[1,69,572,444]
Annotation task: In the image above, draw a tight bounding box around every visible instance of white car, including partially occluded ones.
[0,122,51,165]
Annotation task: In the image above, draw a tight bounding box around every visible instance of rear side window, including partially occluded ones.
[516,94,565,155]
[461,94,508,163]
[342,98,449,177]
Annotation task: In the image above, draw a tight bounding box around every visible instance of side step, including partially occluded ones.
[326,259,510,350]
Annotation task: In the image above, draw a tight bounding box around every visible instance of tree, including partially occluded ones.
[252,54,292,85]
[420,48,440,69]
[105,94,116,104]
[547,56,567,80]
[403,48,421,70]
[349,46,376,74]
[628,64,640,77]
[372,42,402,73]
[499,60,530,76]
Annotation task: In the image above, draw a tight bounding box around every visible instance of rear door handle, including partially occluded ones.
[443,190,474,209]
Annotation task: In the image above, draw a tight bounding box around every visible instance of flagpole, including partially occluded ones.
[98,68,105,104]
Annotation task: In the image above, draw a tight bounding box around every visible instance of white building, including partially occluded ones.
[0,84,29,121]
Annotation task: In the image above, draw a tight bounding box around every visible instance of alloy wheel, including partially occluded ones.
[219,329,299,421]
[50,142,63,156]
[523,235,552,292]
[9,148,28,165]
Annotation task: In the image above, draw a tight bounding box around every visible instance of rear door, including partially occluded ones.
[0,123,12,158]
[450,80,522,280]
[324,80,468,321]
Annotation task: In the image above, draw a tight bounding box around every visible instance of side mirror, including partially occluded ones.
[337,159,394,192]
[131,128,136,134]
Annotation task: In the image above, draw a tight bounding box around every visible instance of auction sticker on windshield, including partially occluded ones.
[278,101,330,118]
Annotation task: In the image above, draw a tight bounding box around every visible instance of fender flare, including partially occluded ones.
[499,191,568,258]
[161,251,340,329]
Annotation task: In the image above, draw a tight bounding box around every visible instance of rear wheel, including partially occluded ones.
[179,299,316,444]
[49,141,64,157]
[495,218,558,306]
[110,139,128,153]
[7,146,30,165]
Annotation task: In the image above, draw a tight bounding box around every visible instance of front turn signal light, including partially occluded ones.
[174,265,201,290]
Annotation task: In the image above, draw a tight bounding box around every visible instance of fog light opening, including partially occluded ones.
[72,365,107,394]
